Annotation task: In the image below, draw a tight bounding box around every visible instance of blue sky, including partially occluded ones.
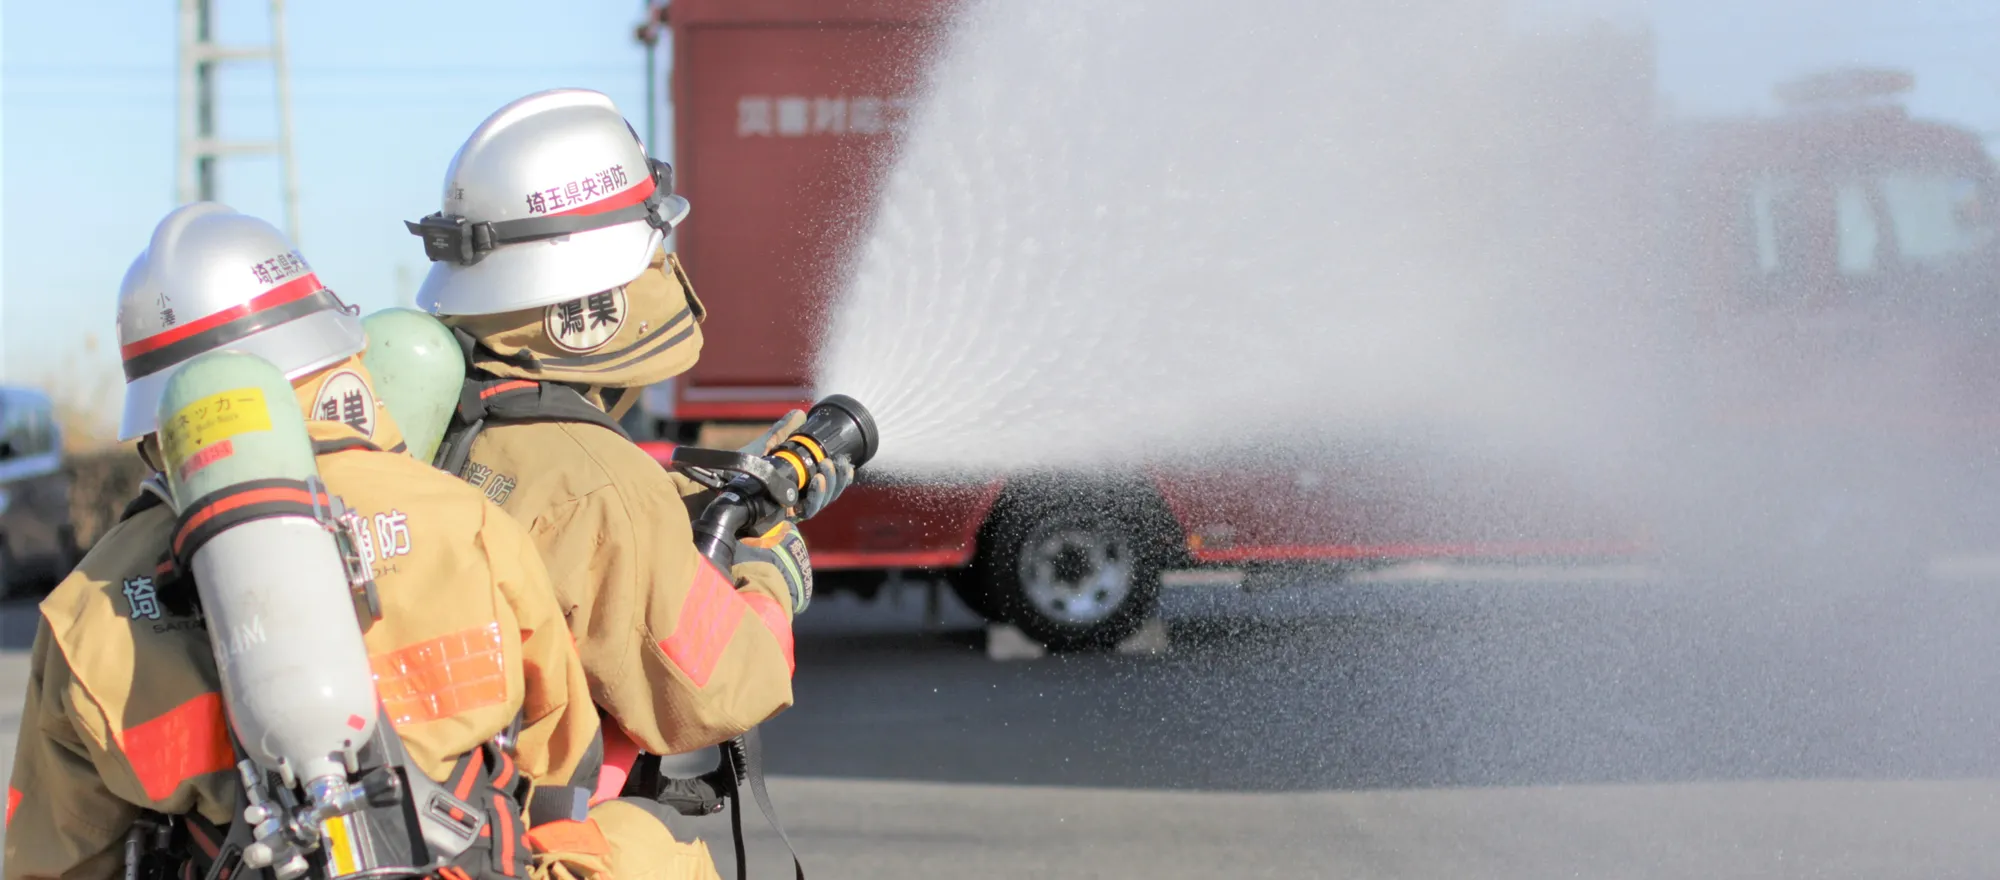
[3,0,1998,409]
[1,0,663,400]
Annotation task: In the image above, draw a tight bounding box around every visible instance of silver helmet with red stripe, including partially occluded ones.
[117,202,365,441]
[407,88,690,317]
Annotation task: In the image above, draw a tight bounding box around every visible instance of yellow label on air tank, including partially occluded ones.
[318,816,366,876]
[319,812,365,877]
[160,387,272,470]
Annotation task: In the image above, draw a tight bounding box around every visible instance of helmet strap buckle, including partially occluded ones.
[404,213,494,267]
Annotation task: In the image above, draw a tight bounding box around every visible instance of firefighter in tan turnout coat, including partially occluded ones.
[406,89,852,879]
[4,204,611,880]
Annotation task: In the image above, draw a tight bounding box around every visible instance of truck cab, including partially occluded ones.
[1655,68,2000,573]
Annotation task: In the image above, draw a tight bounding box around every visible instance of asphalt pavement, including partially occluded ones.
[3,567,2000,878]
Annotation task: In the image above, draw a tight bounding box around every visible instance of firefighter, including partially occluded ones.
[404,88,851,877]
[2,203,624,880]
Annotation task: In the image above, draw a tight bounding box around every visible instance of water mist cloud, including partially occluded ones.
[814,0,1668,479]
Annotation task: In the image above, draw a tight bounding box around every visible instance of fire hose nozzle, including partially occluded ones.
[673,394,880,568]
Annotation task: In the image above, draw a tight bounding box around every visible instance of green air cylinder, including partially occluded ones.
[361,307,465,464]
[154,350,379,791]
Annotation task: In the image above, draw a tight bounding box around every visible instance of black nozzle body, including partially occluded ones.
[688,393,880,566]
[692,490,760,570]
[795,394,879,469]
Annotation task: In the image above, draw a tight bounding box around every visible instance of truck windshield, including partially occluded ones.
[1748,168,1997,293]
[1872,171,1996,267]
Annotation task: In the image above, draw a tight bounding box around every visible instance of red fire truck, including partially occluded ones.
[629,0,2000,649]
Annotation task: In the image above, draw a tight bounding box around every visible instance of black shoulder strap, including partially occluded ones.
[477,381,629,437]
[311,435,384,457]
[117,491,164,523]
[432,328,630,477]
[117,474,173,523]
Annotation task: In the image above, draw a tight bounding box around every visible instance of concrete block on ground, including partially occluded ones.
[983,623,1046,661]
[1115,614,1170,655]
[984,614,1170,660]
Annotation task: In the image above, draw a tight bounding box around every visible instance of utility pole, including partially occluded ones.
[635,0,671,153]
[176,0,302,245]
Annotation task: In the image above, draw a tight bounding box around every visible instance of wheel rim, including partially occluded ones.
[1017,525,1136,625]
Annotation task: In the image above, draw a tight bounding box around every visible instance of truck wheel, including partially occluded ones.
[973,486,1173,652]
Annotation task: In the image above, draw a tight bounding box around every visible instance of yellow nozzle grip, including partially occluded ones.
[774,450,809,491]
[788,434,827,464]
[744,520,791,548]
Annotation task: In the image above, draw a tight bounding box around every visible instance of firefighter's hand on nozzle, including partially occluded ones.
[741,519,813,615]
[795,454,854,522]
[743,410,807,456]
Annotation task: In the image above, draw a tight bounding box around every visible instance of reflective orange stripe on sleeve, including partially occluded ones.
[7,787,20,826]
[739,591,795,676]
[369,622,510,726]
[117,692,234,801]
[524,818,611,857]
[657,558,746,689]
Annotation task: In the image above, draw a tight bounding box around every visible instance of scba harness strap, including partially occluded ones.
[430,339,803,880]
[142,682,599,880]
[430,327,631,478]
[152,739,535,880]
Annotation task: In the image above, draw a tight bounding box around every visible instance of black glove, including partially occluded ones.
[794,454,854,521]
[741,411,807,456]
[739,520,813,614]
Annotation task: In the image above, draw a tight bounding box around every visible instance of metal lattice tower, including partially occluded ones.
[176,0,302,244]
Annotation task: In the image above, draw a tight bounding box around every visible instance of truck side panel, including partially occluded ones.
[1149,456,1648,566]
[670,0,955,419]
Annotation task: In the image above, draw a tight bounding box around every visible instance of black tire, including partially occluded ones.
[946,569,1007,622]
[971,481,1176,652]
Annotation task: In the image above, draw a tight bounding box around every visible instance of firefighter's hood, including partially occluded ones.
[291,355,409,454]
[442,247,705,391]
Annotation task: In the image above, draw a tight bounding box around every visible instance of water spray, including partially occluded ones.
[672,394,880,567]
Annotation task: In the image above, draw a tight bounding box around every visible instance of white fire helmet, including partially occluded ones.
[117,202,365,441]
[407,88,691,317]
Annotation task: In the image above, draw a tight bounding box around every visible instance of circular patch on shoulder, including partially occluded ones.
[545,286,628,353]
[312,370,376,438]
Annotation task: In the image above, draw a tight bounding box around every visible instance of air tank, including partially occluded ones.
[361,307,466,464]
[156,350,379,789]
